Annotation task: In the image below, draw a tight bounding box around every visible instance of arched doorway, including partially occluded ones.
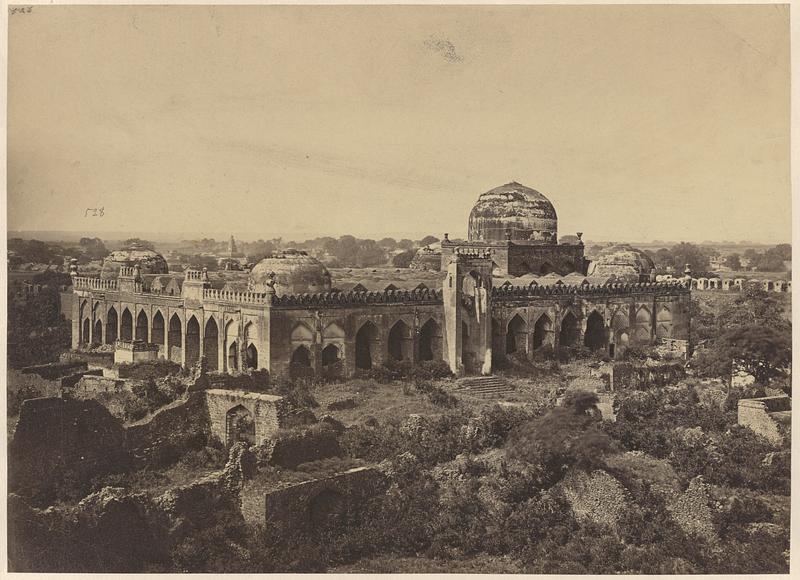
[226,405,255,447]
[121,308,133,341]
[106,307,118,344]
[186,316,200,367]
[355,321,378,370]
[204,318,219,371]
[169,314,182,363]
[322,343,340,366]
[152,311,165,346]
[506,314,527,355]
[419,319,441,362]
[245,344,258,369]
[93,319,102,345]
[533,314,553,350]
[388,320,412,361]
[584,311,606,351]
[291,344,311,366]
[290,345,313,379]
[559,311,579,347]
[228,341,238,370]
[135,310,148,342]
[82,318,90,345]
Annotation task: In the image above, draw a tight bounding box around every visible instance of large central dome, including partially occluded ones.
[468,182,558,243]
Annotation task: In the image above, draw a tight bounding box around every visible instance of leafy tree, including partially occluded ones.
[418,235,439,246]
[669,242,710,274]
[397,239,415,251]
[726,253,742,271]
[392,250,416,268]
[78,237,109,260]
[506,391,615,482]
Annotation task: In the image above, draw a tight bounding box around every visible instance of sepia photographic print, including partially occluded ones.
[4,2,795,575]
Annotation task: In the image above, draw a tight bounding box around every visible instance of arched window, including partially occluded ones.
[533,314,553,350]
[388,320,412,361]
[135,310,149,342]
[419,319,441,362]
[204,317,219,371]
[506,314,527,355]
[584,311,606,351]
[355,321,378,370]
[559,311,579,347]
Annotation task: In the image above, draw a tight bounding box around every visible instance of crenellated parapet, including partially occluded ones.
[492,280,689,301]
[271,287,443,309]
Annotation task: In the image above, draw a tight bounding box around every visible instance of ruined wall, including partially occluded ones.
[204,389,285,447]
[738,396,791,446]
[610,362,685,391]
[241,466,387,531]
[125,393,210,467]
[60,369,104,389]
[21,361,88,380]
[9,397,130,503]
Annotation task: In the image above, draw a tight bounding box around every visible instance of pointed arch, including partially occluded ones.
[226,405,255,447]
[322,322,346,342]
[290,321,314,343]
[82,318,90,345]
[228,340,239,371]
[243,320,257,346]
[584,311,606,351]
[533,313,553,350]
[388,319,413,361]
[506,314,527,355]
[321,343,341,367]
[152,310,165,345]
[204,317,219,371]
[635,305,652,325]
[121,308,133,341]
[245,343,258,370]
[355,321,379,370]
[656,305,672,323]
[168,313,182,363]
[93,319,103,345]
[559,311,579,347]
[106,306,118,344]
[186,315,200,367]
[419,318,442,362]
[135,310,148,342]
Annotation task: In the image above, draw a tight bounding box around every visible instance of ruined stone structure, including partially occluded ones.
[70,182,692,378]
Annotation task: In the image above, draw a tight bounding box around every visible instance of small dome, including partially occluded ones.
[248,249,332,296]
[101,243,168,279]
[468,182,557,242]
[589,244,655,282]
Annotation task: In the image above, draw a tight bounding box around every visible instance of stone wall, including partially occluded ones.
[737,396,791,445]
[60,369,104,389]
[9,397,130,502]
[204,389,286,447]
[21,361,88,380]
[241,466,387,531]
[72,375,132,396]
[125,393,210,467]
[610,362,685,391]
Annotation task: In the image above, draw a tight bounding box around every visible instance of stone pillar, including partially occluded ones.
[218,327,225,374]
[71,294,81,350]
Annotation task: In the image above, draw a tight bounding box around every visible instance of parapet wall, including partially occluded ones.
[610,362,686,391]
[245,466,387,531]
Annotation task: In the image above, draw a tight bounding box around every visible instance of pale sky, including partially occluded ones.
[7,5,791,243]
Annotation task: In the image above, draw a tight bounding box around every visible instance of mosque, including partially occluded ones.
[70,182,691,378]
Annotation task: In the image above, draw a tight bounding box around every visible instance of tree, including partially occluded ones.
[670,242,710,274]
[418,235,439,247]
[506,391,615,482]
[726,253,742,271]
[392,250,416,268]
[398,239,415,251]
[79,237,109,260]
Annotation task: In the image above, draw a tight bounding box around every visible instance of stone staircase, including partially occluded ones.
[452,376,515,399]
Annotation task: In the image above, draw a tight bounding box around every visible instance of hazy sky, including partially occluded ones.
[7,5,791,243]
